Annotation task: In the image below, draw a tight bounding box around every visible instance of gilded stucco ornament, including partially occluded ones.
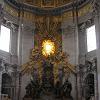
[21,47,75,83]
[4,0,91,16]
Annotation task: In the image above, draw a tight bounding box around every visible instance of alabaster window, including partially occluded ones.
[0,25,10,52]
[86,25,96,52]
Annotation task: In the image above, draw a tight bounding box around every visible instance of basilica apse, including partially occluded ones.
[19,12,76,100]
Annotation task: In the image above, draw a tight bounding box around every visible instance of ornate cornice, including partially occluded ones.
[4,0,91,15]
[92,0,100,16]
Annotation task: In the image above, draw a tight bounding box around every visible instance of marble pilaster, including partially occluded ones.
[94,0,100,99]
[17,23,23,65]
[0,59,2,95]
[0,4,3,95]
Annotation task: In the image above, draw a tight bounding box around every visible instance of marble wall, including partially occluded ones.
[62,19,78,100]
[61,2,100,99]
[0,3,35,100]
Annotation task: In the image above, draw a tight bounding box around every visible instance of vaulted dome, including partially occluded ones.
[21,0,73,8]
[5,0,90,15]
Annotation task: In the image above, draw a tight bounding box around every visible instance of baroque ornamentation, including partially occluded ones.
[93,0,100,14]
[0,4,4,20]
[3,0,92,22]
[34,15,62,53]
[21,47,75,82]
[22,48,75,99]
[78,58,97,100]
[4,0,91,15]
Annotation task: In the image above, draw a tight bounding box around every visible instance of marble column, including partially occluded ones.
[0,59,3,95]
[0,72,2,96]
[74,7,79,65]
[0,5,3,95]
[94,0,100,100]
[17,24,23,65]
[74,6,80,100]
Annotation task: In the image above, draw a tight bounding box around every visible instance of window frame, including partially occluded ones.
[0,24,11,53]
[86,25,97,52]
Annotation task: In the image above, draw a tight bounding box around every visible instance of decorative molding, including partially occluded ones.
[92,0,100,17]
[79,18,94,32]
[77,58,97,100]
[4,0,91,15]
[2,1,93,23]
[0,4,4,21]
